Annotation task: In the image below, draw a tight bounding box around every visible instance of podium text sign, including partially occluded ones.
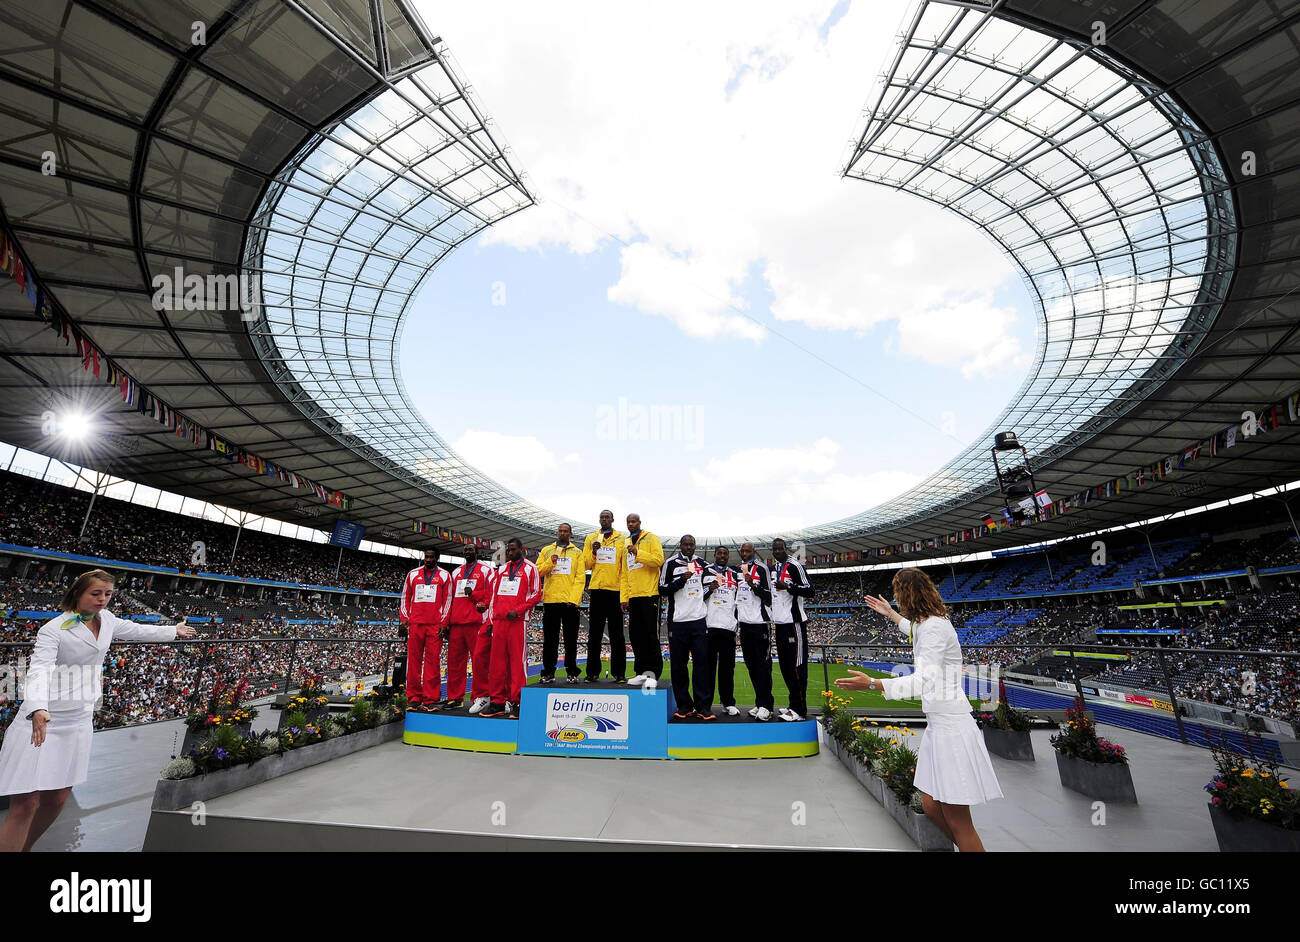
[517,686,671,758]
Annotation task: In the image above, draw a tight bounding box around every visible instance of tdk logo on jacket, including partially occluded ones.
[659,554,713,623]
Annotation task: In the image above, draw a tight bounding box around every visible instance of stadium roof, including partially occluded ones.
[0,0,571,551]
[0,0,1297,561]
[798,0,1300,562]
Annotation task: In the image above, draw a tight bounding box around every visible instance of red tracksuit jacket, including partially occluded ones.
[488,558,542,623]
[448,560,494,625]
[400,565,453,627]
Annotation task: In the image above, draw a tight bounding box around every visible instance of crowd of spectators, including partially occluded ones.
[1085,590,1300,722]
[0,469,414,590]
[3,464,1299,728]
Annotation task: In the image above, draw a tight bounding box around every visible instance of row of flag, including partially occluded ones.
[411,519,494,547]
[811,387,1300,565]
[1,228,354,512]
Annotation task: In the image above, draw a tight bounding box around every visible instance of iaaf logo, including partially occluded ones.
[547,715,624,743]
[546,693,629,741]
[49,872,151,922]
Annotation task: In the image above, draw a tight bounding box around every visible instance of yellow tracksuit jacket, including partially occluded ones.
[536,541,586,605]
[583,530,625,593]
[620,530,664,604]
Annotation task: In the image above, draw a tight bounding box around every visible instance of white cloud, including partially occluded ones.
[606,242,765,340]
[562,453,581,464]
[895,299,1033,379]
[690,438,839,496]
[525,490,626,533]
[426,0,1026,373]
[677,438,921,535]
[451,430,557,491]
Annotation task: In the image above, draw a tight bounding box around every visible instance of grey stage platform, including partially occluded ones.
[3,717,1245,851]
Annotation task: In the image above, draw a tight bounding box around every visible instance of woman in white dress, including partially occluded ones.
[0,569,195,852]
[835,567,1001,852]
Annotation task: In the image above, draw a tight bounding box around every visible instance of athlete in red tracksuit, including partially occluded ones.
[467,565,497,713]
[400,549,453,711]
[443,545,493,710]
[482,538,542,717]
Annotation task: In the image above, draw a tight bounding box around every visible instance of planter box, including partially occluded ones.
[1207,803,1300,852]
[880,785,953,852]
[823,725,951,851]
[983,727,1034,761]
[1055,750,1137,803]
[152,722,402,811]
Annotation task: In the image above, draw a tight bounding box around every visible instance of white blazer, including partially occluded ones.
[879,615,970,714]
[22,609,179,717]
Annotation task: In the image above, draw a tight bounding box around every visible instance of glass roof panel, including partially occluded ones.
[244,38,568,532]
[826,0,1236,542]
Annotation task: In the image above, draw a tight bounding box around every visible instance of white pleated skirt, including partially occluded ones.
[913,711,1004,806]
[0,706,95,796]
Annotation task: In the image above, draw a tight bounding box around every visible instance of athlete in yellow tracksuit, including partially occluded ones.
[537,524,587,683]
[582,510,626,681]
[620,513,665,684]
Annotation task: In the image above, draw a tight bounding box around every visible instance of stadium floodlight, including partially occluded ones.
[61,411,92,441]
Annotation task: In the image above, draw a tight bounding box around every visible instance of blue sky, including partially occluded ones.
[402,0,1037,538]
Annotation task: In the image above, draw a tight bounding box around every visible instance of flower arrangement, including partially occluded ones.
[974,680,1034,732]
[1050,698,1127,764]
[185,721,264,774]
[282,694,329,715]
[161,756,196,780]
[184,677,259,733]
[822,690,923,808]
[339,696,382,733]
[1204,735,1297,830]
[296,674,327,701]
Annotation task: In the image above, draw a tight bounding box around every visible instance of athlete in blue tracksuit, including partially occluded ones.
[769,538,814,720]
[659,534,717,720]
[736,541,775,720]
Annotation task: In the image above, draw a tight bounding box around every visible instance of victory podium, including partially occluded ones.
[402,678,818,760]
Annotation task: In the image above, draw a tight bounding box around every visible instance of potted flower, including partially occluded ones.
[974,680,1035,760]
[819,692,952,851]
[1203,735,1299,852]
[339,696,383,734]
[1050,698,1136,802]
[181,679,259,754]
[278,674,330,729]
